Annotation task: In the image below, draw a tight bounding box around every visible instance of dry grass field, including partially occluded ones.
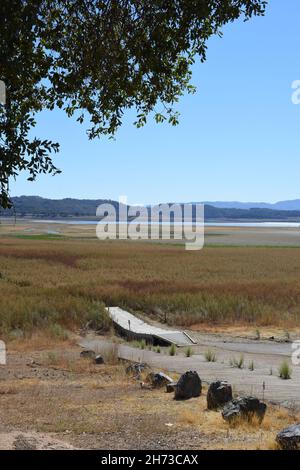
[1,230,300,450]
[1,233,300,337]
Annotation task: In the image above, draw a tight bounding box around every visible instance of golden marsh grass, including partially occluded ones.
[1,237,300,335]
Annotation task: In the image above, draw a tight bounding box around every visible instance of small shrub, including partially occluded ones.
[185,346,193,357]
[48,323,69,340]
[278,360,292,380]
[204,349,217,362]
[140,340,146,350]
[230,354,244,369]
[47,351,59,364]
[169,343,176,356]
[156,345,161,353]
[85,302,112,332]
[8,328,24,340]
[255,329,260,340]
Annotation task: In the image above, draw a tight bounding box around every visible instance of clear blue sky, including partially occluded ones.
[10,0,300,204]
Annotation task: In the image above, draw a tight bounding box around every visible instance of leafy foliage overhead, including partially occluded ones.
[0,0,267,208]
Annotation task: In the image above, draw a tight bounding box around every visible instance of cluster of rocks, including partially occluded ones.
[141,370,202,397]
[207,380,267,425]
[142,369,268,429]
[80,353,299,450]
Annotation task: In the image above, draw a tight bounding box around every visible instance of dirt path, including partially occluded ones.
[80,334,300,409]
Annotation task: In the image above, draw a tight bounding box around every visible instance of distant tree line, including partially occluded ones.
[1,196,300,221]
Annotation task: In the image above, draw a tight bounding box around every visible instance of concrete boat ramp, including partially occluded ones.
[107,307,196,347]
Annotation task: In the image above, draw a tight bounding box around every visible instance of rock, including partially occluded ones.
[222,396,267,424]
[146,372,174,388]
[174,371,202,400]
[207,381,233,410]
[281,400,296,408]
[80,350,95,359]
[140,381,152,390]
[126,362,148,376]
[126,362,149,380]
[13,435,38,451]
[166,382,177,393]
[94,355,104,365]
[276,424,300,450]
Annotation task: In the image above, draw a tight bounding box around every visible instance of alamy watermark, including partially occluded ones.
[0,80,6,105]
[291,80,300,105]
[96,197,204,250]
[291,340,300,365]
[0,340,6,365]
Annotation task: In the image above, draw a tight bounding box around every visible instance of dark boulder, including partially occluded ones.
[174,371,202,400]
[276,424,300,450]
[80,350,96,359]
[222,396,267,424]
[207,381,233,410]
[146,372,173,388]
[94,355,104,365]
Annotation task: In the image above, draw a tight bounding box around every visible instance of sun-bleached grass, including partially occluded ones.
[44,350,97,373]
[2,238,300,337]
[230,354,244,369]
[204,349,217,362]
[8,330,77,352]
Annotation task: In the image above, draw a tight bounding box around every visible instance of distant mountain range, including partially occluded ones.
[200,200,300,211]
[2,196,300,221]
[0,196,120,218]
